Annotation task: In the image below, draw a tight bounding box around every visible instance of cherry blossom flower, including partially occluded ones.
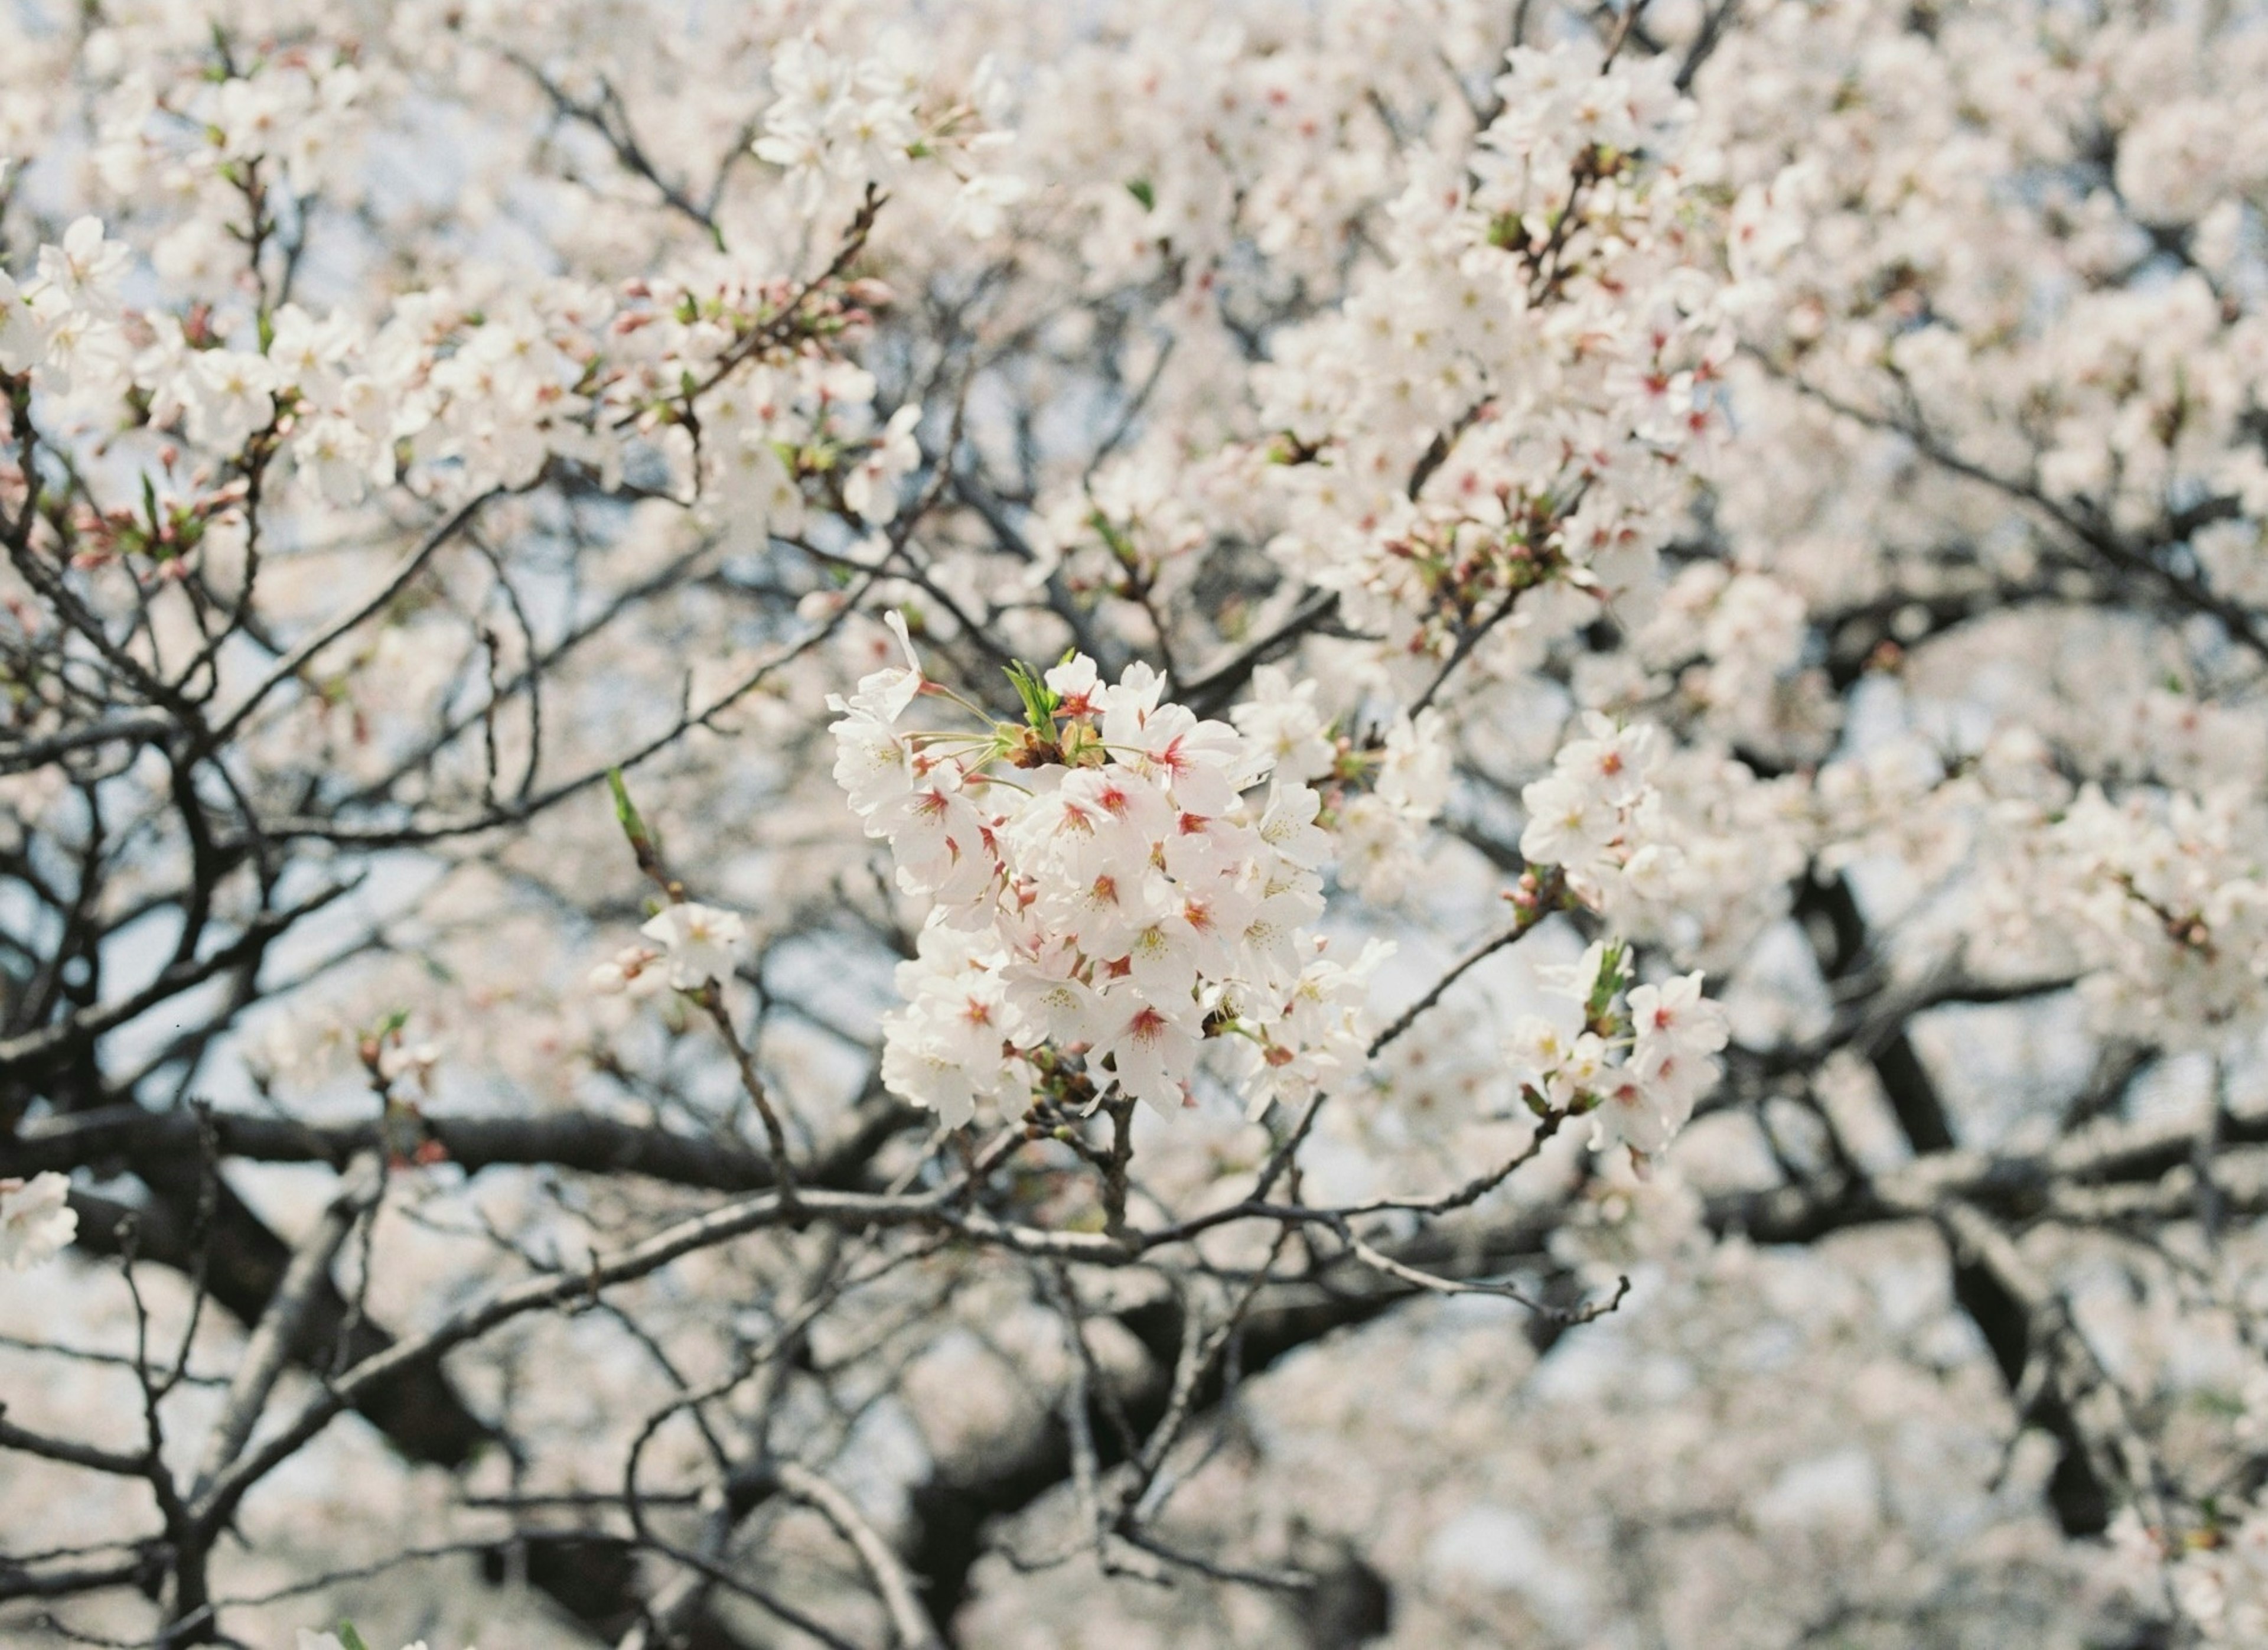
[638,903,747,991]
[0,1173,76,1270]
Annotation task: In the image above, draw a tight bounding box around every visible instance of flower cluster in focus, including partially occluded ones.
[830,619,1385,1128]
[1504,940,1729,1167]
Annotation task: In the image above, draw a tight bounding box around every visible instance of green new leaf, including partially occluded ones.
[1585,940,1630,1024]
[1086,509,1139,570]
[1003,659,1060,733]
[608,768,652,854]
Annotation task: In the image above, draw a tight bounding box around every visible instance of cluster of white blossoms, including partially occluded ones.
[1612,746,1814,968]
[89,44,370,290]
[1249,39,1729,674]
[2047,786,2268,1047]
[700,352,926,549]
[2113,1504,2268,1646]
[2174,1528,2268,1647]
[1229,666,1455,904]
[754,29,1024,232]
[0,1173,76,1272]
[1014,1,1482,298]
[1632,562,1818,750]
[0,213,624,501]
[1518,714,1685,920]
[0,217,135,397]
[1504,940,1729,1166]
[0,223,934,600]
[829,619,1385,1128]
[1503,712,1738,1164]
